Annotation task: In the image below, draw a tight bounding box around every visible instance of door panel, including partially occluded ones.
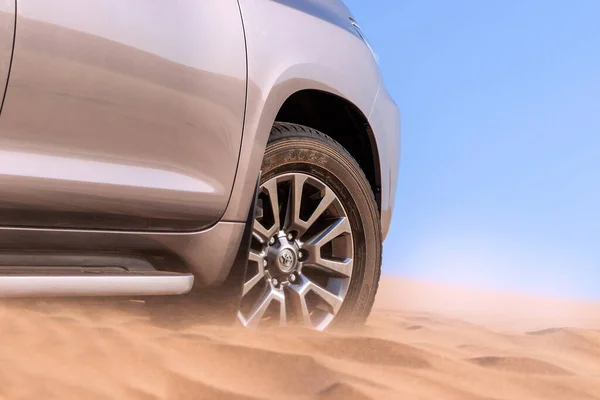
[0,0,14,110]
[0,0,246,231]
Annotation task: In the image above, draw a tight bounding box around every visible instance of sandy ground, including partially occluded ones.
[0,278,598,400]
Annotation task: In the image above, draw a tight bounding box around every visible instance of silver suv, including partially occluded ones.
[0,0,400,330]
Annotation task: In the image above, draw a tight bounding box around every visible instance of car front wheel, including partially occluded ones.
[237,122,382,330]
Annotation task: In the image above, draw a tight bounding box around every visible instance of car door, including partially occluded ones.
[0,1,14,112]
[0,0,246,231]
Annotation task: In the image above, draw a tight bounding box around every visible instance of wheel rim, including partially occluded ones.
[237,172,354,330]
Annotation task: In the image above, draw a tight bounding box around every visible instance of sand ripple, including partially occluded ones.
[0,279,598,399]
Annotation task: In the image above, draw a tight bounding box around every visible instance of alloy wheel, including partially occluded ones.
[237,173,354,330]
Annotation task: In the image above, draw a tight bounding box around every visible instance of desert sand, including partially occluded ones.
[0,277,598,399]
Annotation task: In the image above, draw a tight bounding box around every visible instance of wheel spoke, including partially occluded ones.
[304,188,336,229]
[243,273,264,297]
[302,218,352,276]
[289,275,344,326]
[241,288,271,328]
[253,219,278,244]
[305,255,353,278]
[262,179,280,232]
[240,286,285,328]
[308,280,343,314]
[243,251,265,297]
[279,294,287,326]
[284,174,307,232]
[253,220,269,243]
[305,217,351,248]
[252,179,280,243]
[248,250,263,264]
[289,281,312,327]
[284,176,337,236]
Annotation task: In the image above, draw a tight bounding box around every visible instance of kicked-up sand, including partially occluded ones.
[0,277,598,399]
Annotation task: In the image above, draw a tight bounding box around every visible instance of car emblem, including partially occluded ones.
[280,251,294,268]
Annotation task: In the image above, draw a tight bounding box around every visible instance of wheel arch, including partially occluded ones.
[274,89,382,210]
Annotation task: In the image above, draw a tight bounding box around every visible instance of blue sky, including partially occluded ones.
[345,0,600,299]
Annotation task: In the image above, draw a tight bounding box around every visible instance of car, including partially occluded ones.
[0,0,400,331]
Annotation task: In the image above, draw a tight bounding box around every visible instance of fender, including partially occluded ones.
[223,0,382,222]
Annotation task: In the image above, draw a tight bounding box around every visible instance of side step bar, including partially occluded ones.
[0,272,194,298]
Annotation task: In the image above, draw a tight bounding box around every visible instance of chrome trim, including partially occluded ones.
[0,273,194,297]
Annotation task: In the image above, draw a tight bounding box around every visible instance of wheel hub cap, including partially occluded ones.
[277,248,297,273]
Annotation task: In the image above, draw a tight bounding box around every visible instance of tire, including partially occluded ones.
[237,122,382,329]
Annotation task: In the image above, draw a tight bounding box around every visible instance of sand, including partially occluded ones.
[0,278,598,399]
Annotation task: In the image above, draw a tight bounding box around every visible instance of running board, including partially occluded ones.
[0,272,194,298]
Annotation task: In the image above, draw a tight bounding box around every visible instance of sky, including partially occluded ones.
[344,0,600,299]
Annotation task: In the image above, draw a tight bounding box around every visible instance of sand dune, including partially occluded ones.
[0,278,598,399]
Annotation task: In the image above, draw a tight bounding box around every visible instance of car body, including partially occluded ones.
[0,0,400,325]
